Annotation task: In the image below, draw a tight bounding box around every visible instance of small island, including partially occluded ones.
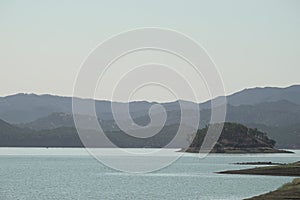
[183,123,293,154]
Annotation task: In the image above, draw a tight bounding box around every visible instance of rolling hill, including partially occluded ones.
[0,85,300,148]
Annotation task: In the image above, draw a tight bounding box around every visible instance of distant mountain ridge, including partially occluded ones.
[200,85,300,109]
[225,85,300,106]
[1,85,300,124]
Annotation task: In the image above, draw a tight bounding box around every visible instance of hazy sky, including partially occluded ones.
[0,0,299,102]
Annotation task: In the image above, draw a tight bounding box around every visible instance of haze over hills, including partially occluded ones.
[0,118,83,147]
[0,118,287,151]
[0,85,300,148]
[20,99,300,131]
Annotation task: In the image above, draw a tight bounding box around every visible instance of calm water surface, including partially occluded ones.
[0,148,299,200]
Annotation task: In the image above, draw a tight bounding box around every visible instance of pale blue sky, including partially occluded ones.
[0,0,299,101]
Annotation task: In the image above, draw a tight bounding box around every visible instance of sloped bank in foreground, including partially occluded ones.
[245,178,300,200]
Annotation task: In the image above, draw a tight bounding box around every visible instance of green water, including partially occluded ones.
[0,148,299,200]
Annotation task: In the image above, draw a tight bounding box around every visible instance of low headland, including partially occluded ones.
[233,162,286,165]
[218,161,300,176]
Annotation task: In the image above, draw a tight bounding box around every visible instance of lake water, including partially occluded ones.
[0,148,299,200]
